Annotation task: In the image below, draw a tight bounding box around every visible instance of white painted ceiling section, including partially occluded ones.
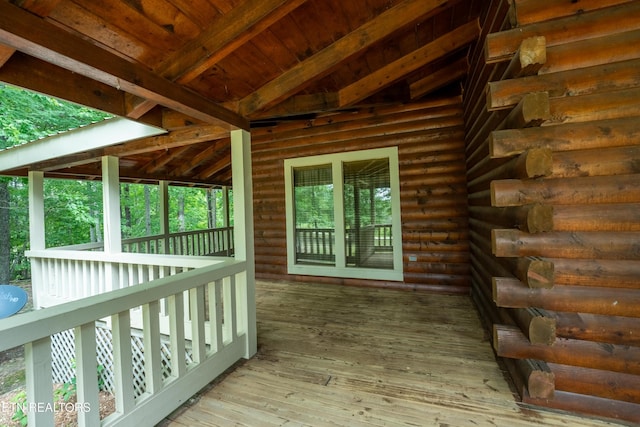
[0,117,166,172]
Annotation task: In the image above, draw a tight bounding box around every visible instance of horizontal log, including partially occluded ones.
[485,2,640,63]
[493,229,640,260]
[549,363,640,407]
[466,92,550,182]
[511,0,634,27]
[469,205,553,234]
[511,307,556,346]
[491,175,640,207]
[487,58,640,111]
[493,324,640,375]
[403,261,470,276]
[516,358,555,399]
[468,148,552,193]
[490,116,640,159]
[492,277,640,317]
[501,91,550,129]
[475,223,555,286]
[551,145,640,178]
[513,257,554,289]
[552,203,640,232]
[548,86,640,125]
[554,312,640,346]
[541,28,640,75]
[552,258,640,289]
[524,389,640,425]
[467,189,492,207]
[501,36,546,79]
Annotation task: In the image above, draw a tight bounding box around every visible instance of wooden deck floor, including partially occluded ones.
[163,280,625,427]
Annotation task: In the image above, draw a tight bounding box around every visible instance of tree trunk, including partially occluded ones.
[178,192,185,232]
[144,185,152,235]
[123,184,131,237]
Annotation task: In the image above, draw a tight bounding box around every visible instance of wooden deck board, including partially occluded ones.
[163,280,626,427]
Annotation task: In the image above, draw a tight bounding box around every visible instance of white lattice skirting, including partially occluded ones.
[51,324,194,398]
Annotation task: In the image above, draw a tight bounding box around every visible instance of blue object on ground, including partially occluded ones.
[0,284,28,319]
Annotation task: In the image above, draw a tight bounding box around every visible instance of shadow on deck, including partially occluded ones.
[161,280,624,426]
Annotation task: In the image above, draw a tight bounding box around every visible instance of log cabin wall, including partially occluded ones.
[463,0,640,423]
[251,98,471,293]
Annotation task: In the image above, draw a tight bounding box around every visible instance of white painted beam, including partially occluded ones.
[0,117,165,173]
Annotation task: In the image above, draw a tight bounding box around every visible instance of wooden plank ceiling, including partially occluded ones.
[0,0,481,187]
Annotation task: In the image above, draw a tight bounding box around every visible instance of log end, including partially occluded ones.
[529,315,557,346]
[525,147,553,178]
[526,204,554,234]
[526,259,555,289]
[528,370,555,399]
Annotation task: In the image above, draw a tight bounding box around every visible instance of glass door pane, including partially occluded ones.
[343,159,393,269]
[293,164,335,265]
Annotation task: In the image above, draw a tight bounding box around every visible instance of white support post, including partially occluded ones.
[102,156,122,254]
[159,181,170,254]
[28,171,45,308]
[102,156,121,290]
[230,129,256,358]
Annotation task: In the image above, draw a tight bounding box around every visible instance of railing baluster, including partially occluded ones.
[25,337,54,426]
[111,310,135,414]
[75,322,100,427]
[209,280,223,353]
[142,300,162,394]
[168,292,186,378]
[190,285,206,363]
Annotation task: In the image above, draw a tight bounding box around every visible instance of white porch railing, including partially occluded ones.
[0,256,252,426]
[28,249,219,308]
[52,227,235,257]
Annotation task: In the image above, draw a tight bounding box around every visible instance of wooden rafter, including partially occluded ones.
[338,19,480,107]
[0,1,248,130]
[142,146,193,174]
[126,0,309,119]
[410,56,469,99]
[104,125,229,157]
[173,139,229,176]
[236,0,460,117]
[0,53,128,118]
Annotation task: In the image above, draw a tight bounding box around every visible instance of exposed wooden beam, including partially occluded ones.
[0,1,61,67]
[252,93,340,120]
[141,146,193,174]
[126,0,308,119]
[339,19,480,107]
[104,125,229,157]
[410,56,469,99]
[165,0,308,84]
[14,0,63,17]
[0,1,248,130]
[236,0,461,116]
[173,139,228,176]
[0,52,127,117]
[0,43,13,67]
[196,155,232,180]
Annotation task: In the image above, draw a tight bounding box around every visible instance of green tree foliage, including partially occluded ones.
[1,84,230,282]
[0,84,111,281]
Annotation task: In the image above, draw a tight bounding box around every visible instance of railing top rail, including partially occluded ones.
[48,227,234,251]
[0,259,246,352]
[26,249,224,268]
